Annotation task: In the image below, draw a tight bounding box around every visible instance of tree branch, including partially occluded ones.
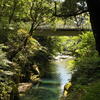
[54,9,88,18]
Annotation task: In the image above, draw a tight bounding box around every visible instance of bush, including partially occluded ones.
[66,32,100,100]
[0,44,19,100]
[75,32,96,56]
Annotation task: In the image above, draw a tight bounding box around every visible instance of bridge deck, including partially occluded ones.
[33,28,92,36]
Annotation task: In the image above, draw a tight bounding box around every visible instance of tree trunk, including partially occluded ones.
[8,22,34,60]
[86,0,100,54]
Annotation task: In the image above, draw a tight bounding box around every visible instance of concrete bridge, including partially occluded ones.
[33,28,92,36]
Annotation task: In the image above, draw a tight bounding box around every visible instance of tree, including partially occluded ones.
[56,0,100,54]
[2,0,54,60]
[86,0,100,55]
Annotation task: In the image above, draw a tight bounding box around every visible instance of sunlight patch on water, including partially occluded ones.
[55,61,72,92]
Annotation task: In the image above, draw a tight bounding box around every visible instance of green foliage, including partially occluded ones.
[0,0,57,82]
[8,28,41,54]
[62,36,80,55]
[66,32,100,100]
[31,36,65,77]
[34,36,63,55]
[64,32,96,56]
[61,0,80,15]
[67,81,100,100]
[0,0,55,43]
[1,0,97,100]
[60,0,87,15]
[7,29,43,80]
[82,81,100,100]
[0,44,16,100]
[0,44,9,66]
[72,56,100,84]
[75,32,96,56]
[59,0,90,28]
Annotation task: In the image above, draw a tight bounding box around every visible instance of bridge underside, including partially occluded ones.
[33,28,92,36]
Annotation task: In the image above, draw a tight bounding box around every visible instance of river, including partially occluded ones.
[20,55,73,100]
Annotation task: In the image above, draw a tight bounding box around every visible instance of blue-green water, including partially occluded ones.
[20,56,72,100]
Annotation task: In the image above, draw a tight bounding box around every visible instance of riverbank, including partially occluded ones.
[64,32,100,100]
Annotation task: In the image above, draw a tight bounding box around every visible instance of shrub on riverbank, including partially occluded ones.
[0,44,19,100]
[66,32,100,100]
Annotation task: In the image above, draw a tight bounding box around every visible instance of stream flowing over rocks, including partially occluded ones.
[19,55,73,100]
